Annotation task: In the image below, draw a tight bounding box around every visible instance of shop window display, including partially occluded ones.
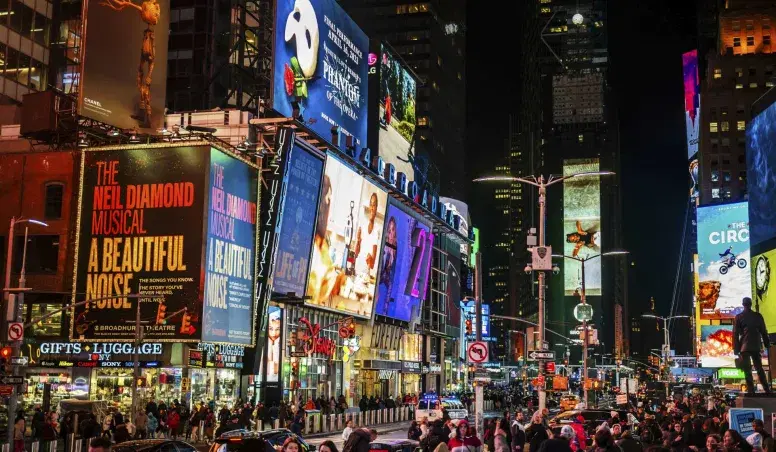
[190,368,214,408]
[91,369,134,414]
[138,368,182,408]
[215,369,238,409]
[24,371,83,410]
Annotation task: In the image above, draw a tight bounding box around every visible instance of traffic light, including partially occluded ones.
[0,346,12,367]
[180,312,195,335]
[465,319,473,335]
[156,303,167,324]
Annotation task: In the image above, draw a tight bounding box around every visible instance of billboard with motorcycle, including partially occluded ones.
[696,202,751,320]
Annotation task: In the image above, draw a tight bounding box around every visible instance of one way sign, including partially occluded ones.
[0,376,23,385]
[528,351,555,361]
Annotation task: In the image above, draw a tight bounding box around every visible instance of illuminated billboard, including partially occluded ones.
[72,145,259,344]
[273,0,369,150]
[563,159,602,296]
[202,148,260,345]
[747,101,776,254]
[753,248,776,332]
[80,0,169,130]
[683,50,700,160]
[266,306,282,382]
[463,302,490,339]
[378,45,417,183]
[305,156,388,317]
[271,142,325,297]
[374,202,433,322]
[699,325,734,368]
[696,202,750,320]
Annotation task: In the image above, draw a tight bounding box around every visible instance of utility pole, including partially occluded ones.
[474,251,484,441]
[537,177,547,413]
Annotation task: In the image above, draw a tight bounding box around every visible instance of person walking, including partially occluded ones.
[526,412,550,452]
[134,410,148,439]
[734,297,772,395]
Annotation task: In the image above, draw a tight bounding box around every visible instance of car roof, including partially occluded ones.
[113,440,178,451]
[371,440,419,447]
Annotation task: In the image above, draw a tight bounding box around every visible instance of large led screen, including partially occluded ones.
[747,101,776,254]
[306,156,388,317]
[375,203,433,322]
[266,306,283,382]
[752,248,776,333]
[696,202,750,320]
[683,50,700,160]
[202,148,260,345]
[379,45,417,183]
[80,0,169,130]
[563,159,602,296]
[463,303,490,338]
[700,325,734,367]
[72,146,208,341]
[272,143,325,297]
[274,0,369,150]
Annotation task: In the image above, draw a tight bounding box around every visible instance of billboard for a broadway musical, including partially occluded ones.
[71,144,259,345]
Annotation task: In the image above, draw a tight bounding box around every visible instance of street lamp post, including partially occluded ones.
[475,170,614,413]
[553,250,628,408]
[3,217,48,442]
[642,314,689,397]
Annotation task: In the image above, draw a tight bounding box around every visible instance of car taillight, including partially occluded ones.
[228,438,243,443]
[372,449,390,452]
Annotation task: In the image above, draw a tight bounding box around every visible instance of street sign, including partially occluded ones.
[541,341,549,351]
[474,370,491,383]
[574,303,593,322]
[7,322,23,341]
[0,385,13,396]
[467,341,489,364]
[616,394,627,405]
[544,361,556,374]
[0,376,23,385]
[10,357,27,366]
[528,351,555,361]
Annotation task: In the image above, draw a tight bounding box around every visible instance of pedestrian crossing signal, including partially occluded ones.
[465,319,473,335]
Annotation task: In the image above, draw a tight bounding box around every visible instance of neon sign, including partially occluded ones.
[297,317,337,358]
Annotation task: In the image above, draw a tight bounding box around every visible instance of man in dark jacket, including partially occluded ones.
[616,429,642,452]
[733,297,772,395]
[420,420,447,452]
[511,412,527,452]
[343,427,377,452]
[359,396,369,413]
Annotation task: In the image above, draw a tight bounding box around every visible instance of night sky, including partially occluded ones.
[467,0,698,352]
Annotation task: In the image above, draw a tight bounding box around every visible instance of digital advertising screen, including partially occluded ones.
[752,248,776,333]
[463,302,490,338]
[273,0,369,150]
[378,45,417,183]
[272,142,325,297]
[72,145,208,341]
[700,325,734,368]
[202,148,260,345]
[80,0,169,130]
[305,156,388,317]
[374,202,433,322]
[446,240,462,328]
[696,202,750,320]
[683,49,700,160]
[266,306,283,383]
[747,101,776,254]
[563,159,602,296]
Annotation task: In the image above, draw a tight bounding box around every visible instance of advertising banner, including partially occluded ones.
[305,156,388,318]
[202,148,260,345]
[699,325,735,368]
[378,45,417,183]
[447,243,462,328]
[753,248,776,332]
[272,142,325,297]
[80,0,169,130]
[747,101,776,254]
[696,202,750,320]
[463,303,490,339]
[563,159,602,296]
[374,202,433,322]
[72,145,208,341]
[274,0,369,149]
[683,50,700,160]
[266,306,282,383]
[718,368,745,379]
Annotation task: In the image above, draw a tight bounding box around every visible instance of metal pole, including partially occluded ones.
[3,217,14,298]
[132,301,141,422]
[581,258,588,408]
[538,177,547,413]
[474,251,484,441]
[19,226,28,288]
[6,217,20,443]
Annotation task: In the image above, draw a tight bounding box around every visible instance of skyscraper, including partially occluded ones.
[338,0,467,200]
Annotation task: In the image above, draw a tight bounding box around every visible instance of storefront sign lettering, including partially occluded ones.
[379,370,397,380]
[401,361,421,373]
[38,342,163,358]
[296,317,337,359]
[197,343,245,357]
[422,363,442,374]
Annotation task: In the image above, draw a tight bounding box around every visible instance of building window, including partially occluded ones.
[721,106,729,116]
[765,35,772,46]
[578,134,584,143]
[750,82,758,88]
[747,36,755,46]
[765,19,772,30]
[711,170,719,182]
[736,83,744,89]
[724,171,732,182]
[714,68,722,79]
[737,120,746,131]
[721,121,729,132]
[733,20,741,31]
[750,67,757,76]
[768,81,775,87]
[44,183,64,220]
[736,67,744,77]
[734,37,741,47]
[710,122,718,133]
[712,188,721,198]
[747,20,754,31]
[417,116,429,126]
[12,235,59,274]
